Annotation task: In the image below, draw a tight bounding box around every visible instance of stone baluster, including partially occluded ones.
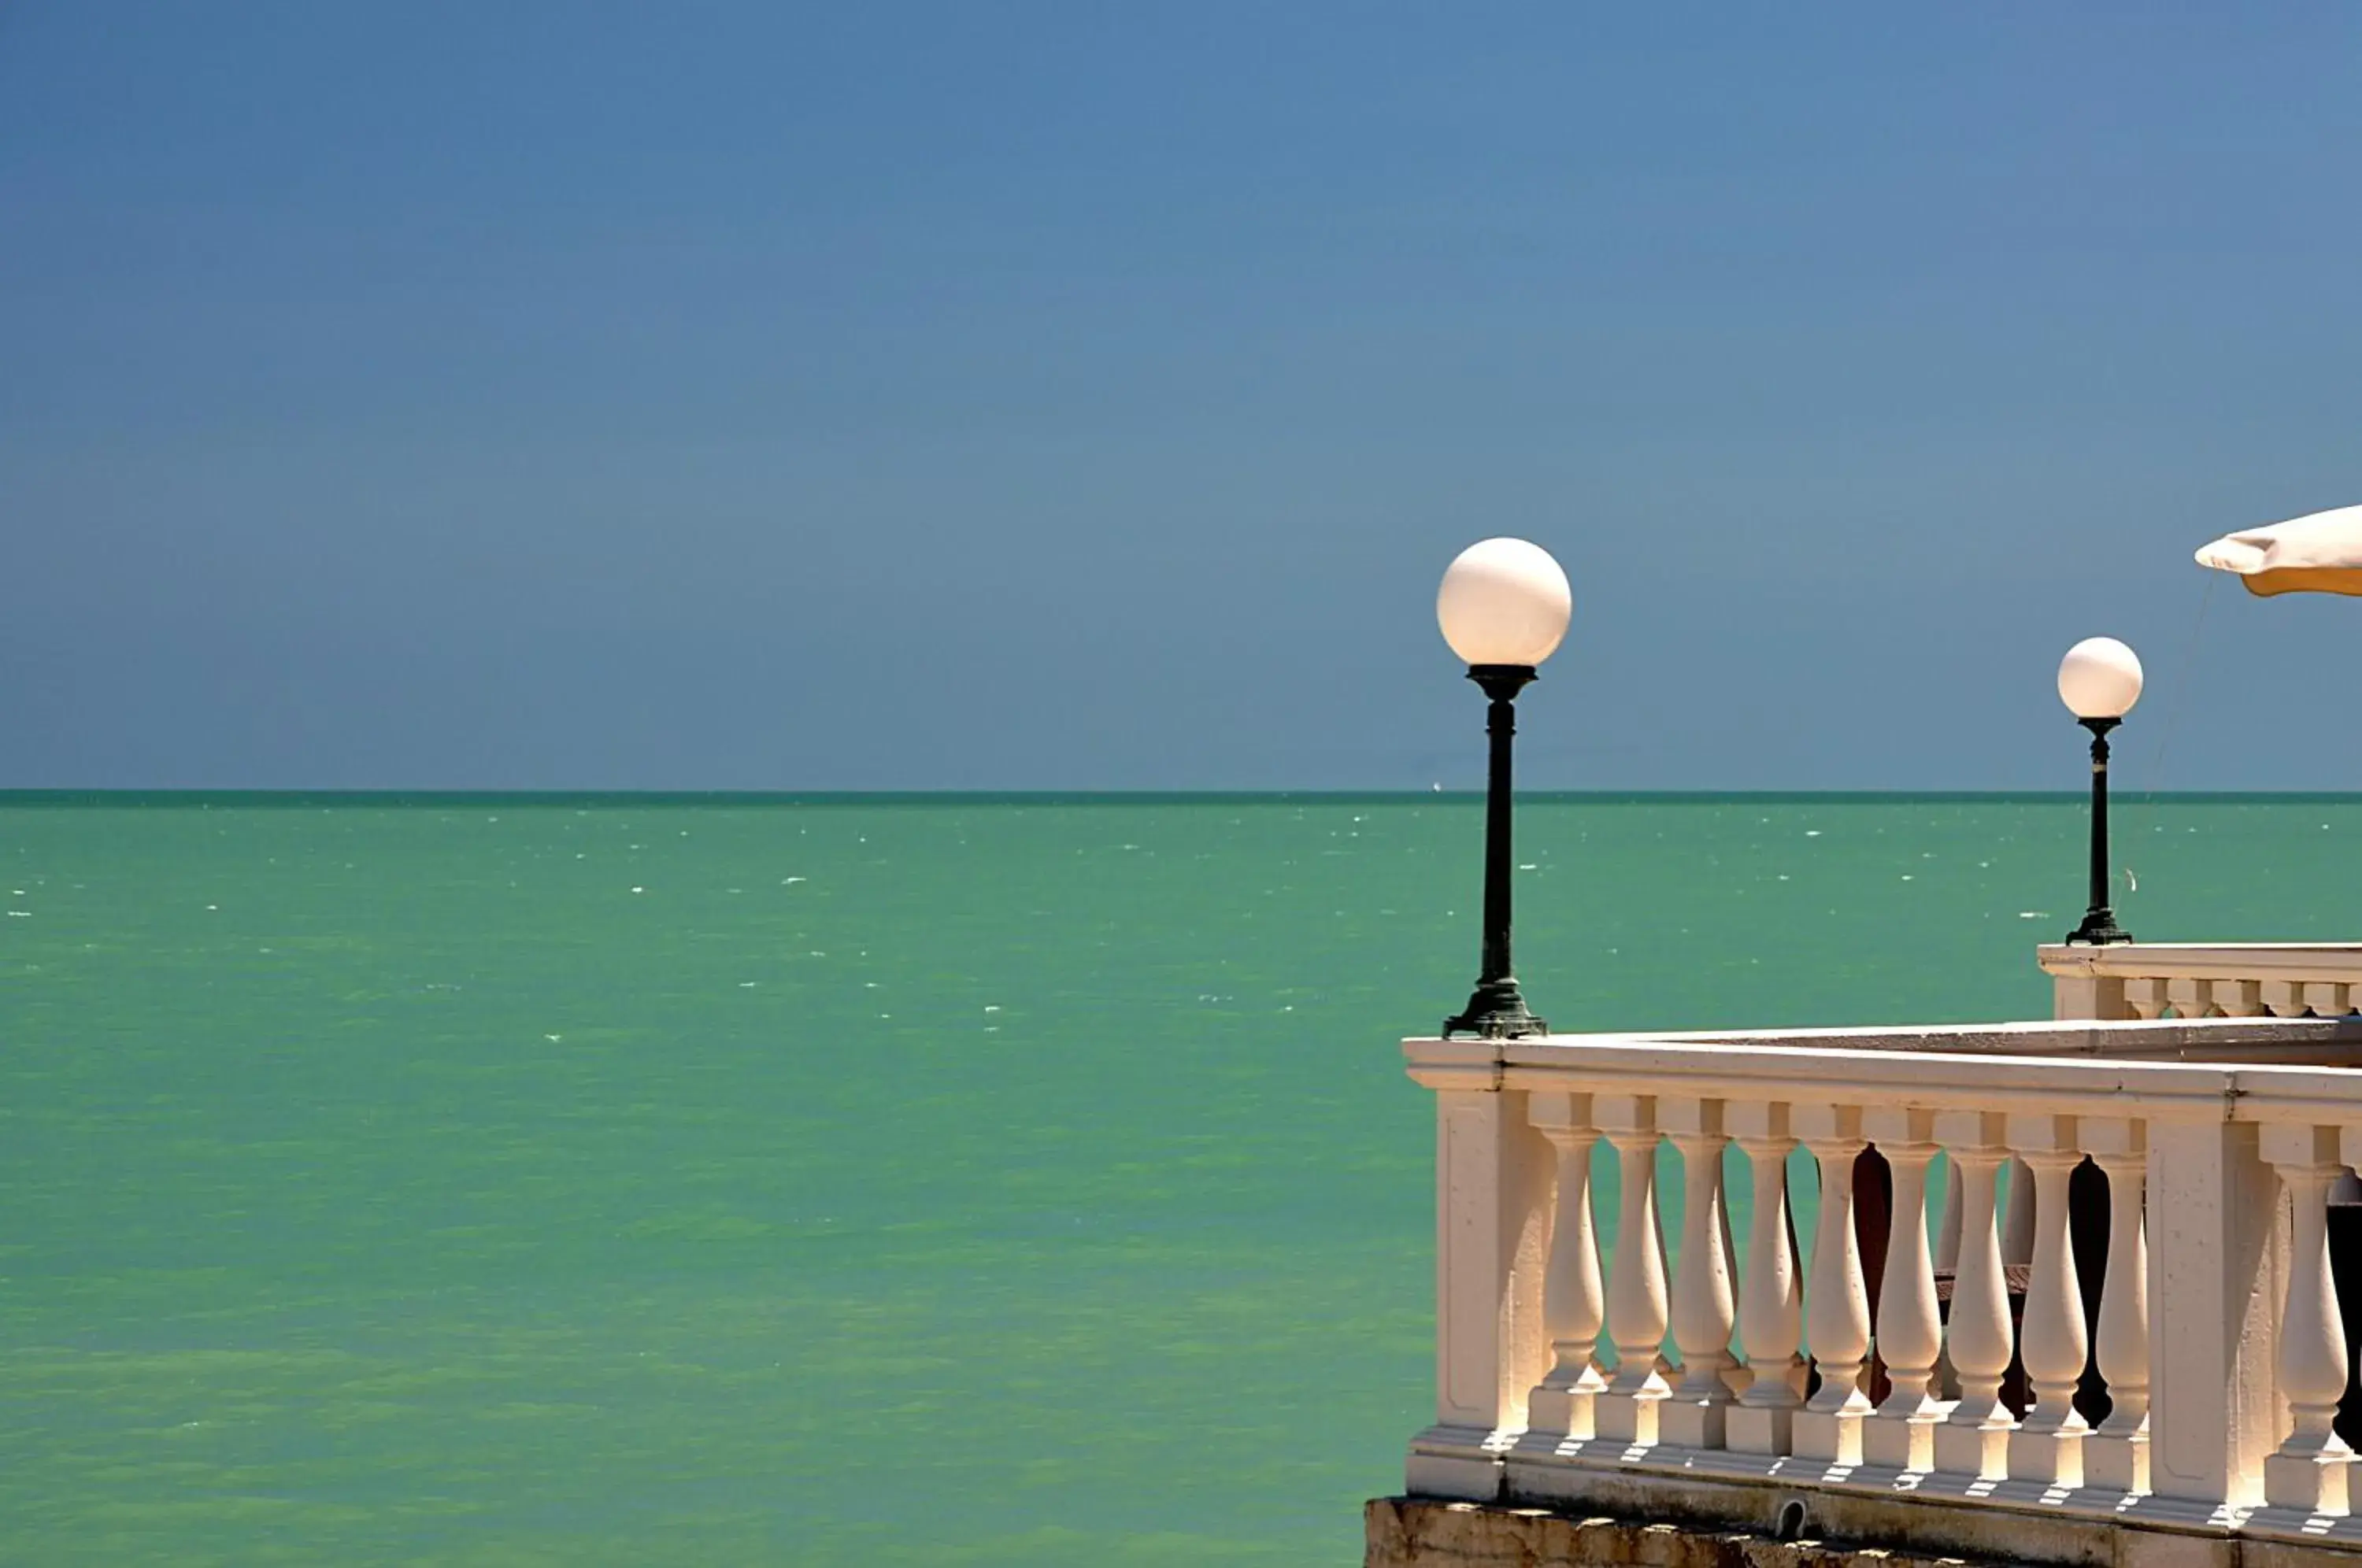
[1934,1112,2015,1481]
[2209,978,2264,1017]
[2006,1115,2089,1489]
[2262,979,2308,1019]
[2124,976,2169,1020]
[1727,1104,1802,1459]
[2082,1119,2149,1496]
[2305,982,2353,1019]
[1594,1094,1669,1447]
[1660,1097,1734,1450]
[2261,1124,2356,1514]
[1523,1093,1606,1446]
[2165,977,2213,1019]
[1794,1104,1871,1466]
[1864,1108,1942,1472]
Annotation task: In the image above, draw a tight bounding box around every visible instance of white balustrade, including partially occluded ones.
[1401,1041,1555,1501]
[2043,942,2362,1023]
[2084,1119,2149,1496]
[1864,1108,1942,1472]
[1659,1097,1734,1450]
[1594,1094,1669,1446]
[1407,1004,2362,1558]
[2214,978,2264,1019]
[1727,1103,1802,1457]
[1794,1105,1871,1467]
[2006,1116,2090,1490]
[2261,1123,2356,1516]
[1931,1111,2015,1482]
[1523,1093,1605,1446]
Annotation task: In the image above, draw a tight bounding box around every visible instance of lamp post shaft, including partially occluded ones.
[2067,716,2131,946]
[1446,664,1546,1037]
[2087,723,2111,918]
[1479,684,1516,985]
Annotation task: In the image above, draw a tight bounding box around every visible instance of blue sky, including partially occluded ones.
[4,2,2358,789]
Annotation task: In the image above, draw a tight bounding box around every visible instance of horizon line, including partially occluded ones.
[4,788,2360,807]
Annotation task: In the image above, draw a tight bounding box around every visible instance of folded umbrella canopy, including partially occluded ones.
[2194,504,2362,597]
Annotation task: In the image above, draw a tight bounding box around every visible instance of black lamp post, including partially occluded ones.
[1435,539,1572,1039]
[2056,637,2144,947]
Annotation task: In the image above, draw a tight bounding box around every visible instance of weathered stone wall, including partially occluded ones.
[1368,1497,2362,1568]
[1366,1498,2016,1568]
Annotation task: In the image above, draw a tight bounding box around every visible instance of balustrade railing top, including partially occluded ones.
[1404,1011,2362,1565]
[2041,941,2362,1024]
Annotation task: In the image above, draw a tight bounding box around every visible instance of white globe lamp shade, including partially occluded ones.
[2057,637,2144,719]
[1436,538,1572,668]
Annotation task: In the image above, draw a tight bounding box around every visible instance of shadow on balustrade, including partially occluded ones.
[1845,1148,2108,1427]
[1856,1147,2362,1445]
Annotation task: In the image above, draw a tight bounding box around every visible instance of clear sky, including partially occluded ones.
[5,2,2358,790]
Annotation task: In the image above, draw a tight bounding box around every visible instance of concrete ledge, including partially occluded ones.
[1498,1452,2210,1566]
[1369,1495,2362,1568]
[1367,1497,2012,1566]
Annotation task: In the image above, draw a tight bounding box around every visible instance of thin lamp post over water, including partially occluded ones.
[2057,636,2143,946]
[1435,538,1572,1038]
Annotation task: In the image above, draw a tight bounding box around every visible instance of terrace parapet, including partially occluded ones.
[1394,1004,2362,1566]
[2042,942,2362,1024]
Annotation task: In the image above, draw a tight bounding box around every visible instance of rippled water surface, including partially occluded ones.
[4,793,2358,1565]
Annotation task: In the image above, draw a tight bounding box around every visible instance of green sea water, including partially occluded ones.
[5,793,2360,1566]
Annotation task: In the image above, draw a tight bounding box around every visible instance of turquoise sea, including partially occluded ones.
[5,793,2360,1566]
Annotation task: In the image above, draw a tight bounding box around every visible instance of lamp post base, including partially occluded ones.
[1443,980,1548,1040]
[2064,914,2134,946]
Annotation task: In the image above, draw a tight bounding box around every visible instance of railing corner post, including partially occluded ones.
[1406,1044,1554,1501]
[2145,1116,2280,1515]
[2053,973,2128,1021]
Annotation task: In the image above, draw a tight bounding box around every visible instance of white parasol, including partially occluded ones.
[2194,504,2362,597]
